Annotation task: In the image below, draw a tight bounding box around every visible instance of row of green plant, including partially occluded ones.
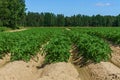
[70,27,120,45]
[0,28,63,61]
[43,32,71,64]
[65,30,112,63]
[0,27,113,64]
[81,28,120,45]
[45,29,112,63]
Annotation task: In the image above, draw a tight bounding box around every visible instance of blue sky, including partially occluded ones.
[26,0,120,16]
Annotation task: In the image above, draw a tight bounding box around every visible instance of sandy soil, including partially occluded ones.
[0,45,120,80]
[37,62,80,80]
[0,53,80,80]
[71,45,120,80]
[66,28,71,31]
[87,62,120,80]
[8,28,27,32]
[110,45,120,68]
[0,62,80,80]
[75,66,92,80]
[79,45,120,80]
[0,61,41,80]
[0,53,44,80]
[0,54,11,68]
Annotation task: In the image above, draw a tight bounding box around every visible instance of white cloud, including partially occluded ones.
[96,2,111,7]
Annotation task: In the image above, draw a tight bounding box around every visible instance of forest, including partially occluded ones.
[25,12,120,27]
[0,0,120,28]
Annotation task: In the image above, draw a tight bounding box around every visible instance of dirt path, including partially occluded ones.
[8,28,27,32]
[66,28,71,31]
[69,45,92,80]
[75,66,92,80]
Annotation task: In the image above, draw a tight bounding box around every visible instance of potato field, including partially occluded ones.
[0,27,120,80]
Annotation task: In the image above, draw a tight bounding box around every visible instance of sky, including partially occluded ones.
[26,0,120,16]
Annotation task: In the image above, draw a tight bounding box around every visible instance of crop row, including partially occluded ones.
[83,28,120,45]
[43,33,71,64]
[0,28,63,61]
[65,30,111,63]
[71,27,120,45]
[0,28,113,64]
[42,29,112,64]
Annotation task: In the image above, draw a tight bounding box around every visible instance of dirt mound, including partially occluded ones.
[0,54,44,80]
[88,62,120,80]
[0,54,10,68]
[0,56,80,80]
[37,62,80,80]
[2,45,120,80]
[0,61,40,80]
[110,45,120,68]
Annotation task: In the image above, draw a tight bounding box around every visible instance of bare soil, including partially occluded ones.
[0,45,120,80]
[0,53,11,68]
[8,28,27,32]
[110,45,120,68]
[0,53,80,80]
[37,62,80,80]
[66,28,71,31]
[87,62,120,80]
[75,66,92,80]
[0,53,44,80]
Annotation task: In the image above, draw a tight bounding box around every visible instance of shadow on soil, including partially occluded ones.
[70,46,93,67]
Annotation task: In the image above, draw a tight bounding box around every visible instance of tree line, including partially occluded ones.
[0,0,120,28]
[25,12,120,27]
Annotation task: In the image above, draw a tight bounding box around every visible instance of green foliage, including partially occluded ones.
[84,28,120,45]
[0,28,63,61]
[57,14,65,26]
[0,27,115,64]
[0,0,26,28]
[68,30,112,63]
[0,27,7,32]
[43,33,71,64]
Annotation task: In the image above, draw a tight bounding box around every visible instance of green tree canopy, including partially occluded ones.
[0,0,26,28]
